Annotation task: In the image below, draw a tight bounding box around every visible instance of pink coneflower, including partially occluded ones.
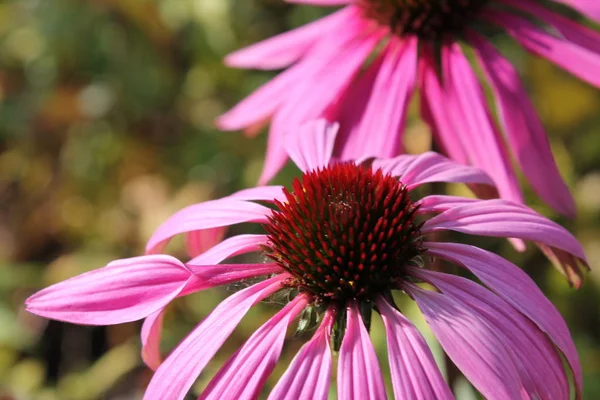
[219,0,600,217]
[27,121,586,399]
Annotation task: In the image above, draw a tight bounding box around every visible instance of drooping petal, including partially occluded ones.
[285,119,338,172]
[442,42,523,204]
[143,274,288,400]
[141,307,166,371]
[146,199,271,254]
[185,228,226,258]
[469,30,575,216]
[227,186,287,203]
[25,255,192,325]
[336,37,417,160]
[425,241,583,396]
[505,0,600,54]
[376,298,453,400]
[225,8,354,70]
[188,234,269,265]
[200,295,309,400]
[488,11,600,87]
[411,269,570,400]
[260,23,385,184]
[373,152,494,189]
[422,199,587,263]
[416,195,479,214]
[549,0,600,23]
[420,48,469,165]
[338,301,387,400]
[268,309,335,400]
[406,284,522,400]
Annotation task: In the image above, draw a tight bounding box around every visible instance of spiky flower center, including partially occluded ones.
[359,0,490,39]
[263,163,423,304]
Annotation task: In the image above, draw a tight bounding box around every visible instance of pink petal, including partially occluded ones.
[539,244,587,289]
[469,30,575,216]
[285,119,338,172]
[376,298,453,400]
[442,42,523,204]
[143,274,288,400]
[188,234,268,265]
[146,199,271,254]
[550,0,600,23]
[260,22,384,184]
[268,309,335,400]
[406,284,522,400]
[505,0,600,54]
[141,307,166,371]
[185,228,226,258]
[338,301,387,399]
[336,37,417,160]
[412,269,571,399]
[425,241,582,396]
[419,48,469,165]
[225,8,354,70]
[422,199,587,262]
[373,152,494,190]
[416,195,479,214]
[227,186,286,203]
[26,255,192,325]
[488,11,600,87]
[200,295,309,399]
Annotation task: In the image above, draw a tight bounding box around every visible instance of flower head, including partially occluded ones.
[219,0,600,217]
[26,121,588,399]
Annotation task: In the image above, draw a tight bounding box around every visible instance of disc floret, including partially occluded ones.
[359,0,490,39]
[263,163,423,305]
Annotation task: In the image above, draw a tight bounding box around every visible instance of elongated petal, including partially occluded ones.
[376,298,453,400]
[550,0,600,23]
[411,270,570,400]
[417,195,479,214]
[201,295,309,399]
[268,309,334,400]
[188,234,268,265]
[442,42,523,204]
[261,23,384,184]
[373,152,493,189]
[227,186,286,203]
[406,285,522,400]
[469,31,575,216]
[142,307,166,370]
[185,228,226,258]
[337,37,417,160]
[146,199,271,254]
[143,274,288,400]
[285,119,338,172]
[425,242,582,396]
[422,199,587,262]
[26,255,191,325]
[225,8,353,69]
[489,11,600,87]
[338,302,387,399]
[420,48,469,165]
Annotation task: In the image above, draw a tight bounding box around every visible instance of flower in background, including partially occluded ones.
[219,0,600,217]
[27,121,587,399]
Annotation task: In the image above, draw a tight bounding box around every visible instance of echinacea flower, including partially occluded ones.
[27,121,587,399]
[219,0,600,217]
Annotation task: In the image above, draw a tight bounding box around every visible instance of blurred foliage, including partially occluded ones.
[0,0,599,399]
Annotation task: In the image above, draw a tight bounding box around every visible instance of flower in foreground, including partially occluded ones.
[219,0,600,217]
[27,121,587,399]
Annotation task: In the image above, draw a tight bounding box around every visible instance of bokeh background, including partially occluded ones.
[1,0,599,399]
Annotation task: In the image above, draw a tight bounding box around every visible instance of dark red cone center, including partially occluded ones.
[263,162,423,304]
[359,0,490,39]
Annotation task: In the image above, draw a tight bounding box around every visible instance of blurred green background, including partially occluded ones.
[1,0,599,399]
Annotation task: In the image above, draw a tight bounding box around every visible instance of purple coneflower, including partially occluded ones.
[219,0,600,217]
[27,121,587,399]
